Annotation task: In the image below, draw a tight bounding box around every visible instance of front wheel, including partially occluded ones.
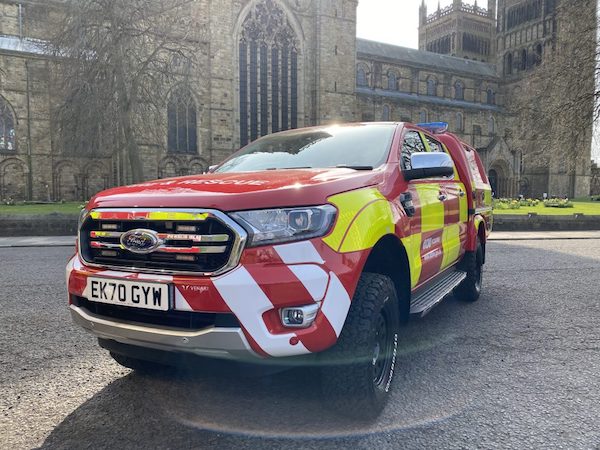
[320,273,400,420]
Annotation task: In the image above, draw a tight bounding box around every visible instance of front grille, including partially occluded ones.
[79,209,245,274]
[72,296,240,330]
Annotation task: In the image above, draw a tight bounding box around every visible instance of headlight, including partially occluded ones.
[231,205,337,247]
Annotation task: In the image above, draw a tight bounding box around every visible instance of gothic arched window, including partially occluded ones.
[357,66,368,87]
[486,88,496,105]
[520,48,528,71]
[387,71,397,91]
[167,87,198,154]
[426,77,438,96]
[419,110,428,123]
[454,81,464,100]
[456,112,464,132]
[534,43,543,66]
[488,116,495,136]
[239,0,299,146]
[382,105,391,121]
[0,97,16,152]
[505,53,513,75]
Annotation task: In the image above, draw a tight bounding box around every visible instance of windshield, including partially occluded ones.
[215,124,396,173]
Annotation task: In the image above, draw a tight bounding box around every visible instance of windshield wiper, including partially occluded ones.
[335,165,374,171]
[265,167,313,170]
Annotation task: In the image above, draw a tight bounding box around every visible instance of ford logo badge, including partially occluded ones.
[120,229,161,254]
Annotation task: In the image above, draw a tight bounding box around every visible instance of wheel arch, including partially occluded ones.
[361,234,411,322]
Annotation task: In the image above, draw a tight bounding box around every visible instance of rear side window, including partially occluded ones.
[423,135,444,153]
[401,131,427,169]
[464,145,486,184]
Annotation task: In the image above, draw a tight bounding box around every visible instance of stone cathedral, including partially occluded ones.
[0,0,594,202]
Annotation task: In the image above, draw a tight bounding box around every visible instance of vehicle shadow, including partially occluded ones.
[38,308,472,449]
[39,240,600,449]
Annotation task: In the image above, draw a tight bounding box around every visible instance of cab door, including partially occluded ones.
[421,133,468,270]
[400,129,446,288]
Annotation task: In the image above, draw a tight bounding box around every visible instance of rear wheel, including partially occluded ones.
[454,237,484,302]
[320,273,400,420]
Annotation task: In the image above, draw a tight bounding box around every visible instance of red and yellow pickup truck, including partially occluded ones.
[67,122,492,418]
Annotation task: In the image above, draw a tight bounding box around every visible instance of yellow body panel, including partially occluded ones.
[441,223,461,270]
[414,184,444,232]
[324,188,390,252]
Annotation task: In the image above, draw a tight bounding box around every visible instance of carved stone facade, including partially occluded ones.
[0,0,359,202]
[0,0,594,201]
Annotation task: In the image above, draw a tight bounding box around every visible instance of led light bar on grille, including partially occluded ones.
[79,208,247,275]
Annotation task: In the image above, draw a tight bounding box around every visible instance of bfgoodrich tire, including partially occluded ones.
[320,273,400,420]
[454,238,484,302]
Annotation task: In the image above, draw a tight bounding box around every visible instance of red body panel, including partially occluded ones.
[88,169,385,211]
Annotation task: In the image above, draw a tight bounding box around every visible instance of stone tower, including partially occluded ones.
[419,0,497,63]
[312,0,359,124]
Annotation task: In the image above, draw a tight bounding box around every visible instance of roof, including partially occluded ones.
[357,38,498,79]
[356,87,501,112]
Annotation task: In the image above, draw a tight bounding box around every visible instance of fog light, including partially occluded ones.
[281,303,320,328]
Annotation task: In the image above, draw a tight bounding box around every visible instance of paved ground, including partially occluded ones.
[1,239,599,449]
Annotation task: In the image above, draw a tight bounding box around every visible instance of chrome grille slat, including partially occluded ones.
[90,231,230,243]
[79,208,248,276]
[89,241,228,254]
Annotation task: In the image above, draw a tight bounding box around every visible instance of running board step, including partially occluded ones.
[410,270,467,317]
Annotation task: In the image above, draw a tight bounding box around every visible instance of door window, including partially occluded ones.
[401,130,427,170]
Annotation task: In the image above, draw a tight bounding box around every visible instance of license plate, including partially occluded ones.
[85,277,170,311]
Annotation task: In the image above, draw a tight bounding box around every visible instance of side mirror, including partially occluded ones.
[206,164,218,174]
[403,152,454,181]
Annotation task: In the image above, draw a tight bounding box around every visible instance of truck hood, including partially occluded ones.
[88,168,386,211]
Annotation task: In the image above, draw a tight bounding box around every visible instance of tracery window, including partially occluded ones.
[168,87,198,154]
[0,97,16,152]
[239,0,299,146]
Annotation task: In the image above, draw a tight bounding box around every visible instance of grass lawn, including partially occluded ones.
[494,201,600,216]
[0,202,84,215]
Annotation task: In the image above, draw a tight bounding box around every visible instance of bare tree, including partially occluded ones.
[507,0,597,188]
[47,0,199,183]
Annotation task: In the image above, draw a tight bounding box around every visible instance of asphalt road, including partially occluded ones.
[1,239,599,449]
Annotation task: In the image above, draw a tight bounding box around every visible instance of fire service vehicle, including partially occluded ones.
[67,122,492,418]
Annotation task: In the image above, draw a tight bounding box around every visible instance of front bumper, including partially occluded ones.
[67,239,363,358]
[71,304,259,360]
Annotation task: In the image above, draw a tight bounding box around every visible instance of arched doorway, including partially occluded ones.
[489,164,509,198]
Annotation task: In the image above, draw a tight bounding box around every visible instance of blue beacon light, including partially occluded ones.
[416,122,449,134]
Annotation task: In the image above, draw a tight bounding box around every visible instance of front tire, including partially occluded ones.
[454,237,484,302]
[320,273,400,420]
